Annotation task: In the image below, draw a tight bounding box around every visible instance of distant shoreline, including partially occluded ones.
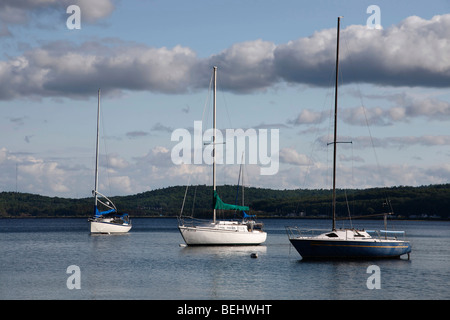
[1,215,448,221]
[2,184,450,220]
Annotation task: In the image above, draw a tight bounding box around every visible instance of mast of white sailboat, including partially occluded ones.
[94,89,100,210]
[213,66,217,224]
[332,17,342,231]
[241,152,245,207]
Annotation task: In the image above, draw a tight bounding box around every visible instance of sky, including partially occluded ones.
[1,0,450,198]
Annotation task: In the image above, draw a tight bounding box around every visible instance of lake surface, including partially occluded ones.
[0,218,449,300]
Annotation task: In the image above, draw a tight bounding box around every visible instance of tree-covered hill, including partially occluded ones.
[0,184,449,219]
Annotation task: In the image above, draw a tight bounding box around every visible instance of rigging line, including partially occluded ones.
[300,59,336,189]
[344,190,353,229]
[235,155,242,206]
[216,71,233,130]
[213,71,232,189]
[191,185,197,216]
[294,58,336,216]
[242,155,251,207]
[180,72,210,217]
[341,30,384,181]
[242,160,245,208]
[201,72,214,133]
[326,52,349,218]
[180,174,192,217]
[328,21,356,221]
[343,34,396,229]
[99,102,113,196]
[324,60,341,212]
[351,141,355,219]
[179,130,201,218]
[345,32,391,211]
[199,72,214,187]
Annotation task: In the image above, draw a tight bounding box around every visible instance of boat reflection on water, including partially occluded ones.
[179,244,267,256]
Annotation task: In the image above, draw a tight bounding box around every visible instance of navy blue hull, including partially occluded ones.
[289,238,411,259]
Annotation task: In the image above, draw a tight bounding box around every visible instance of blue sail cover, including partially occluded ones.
[366,230,405,234]
[94,206,116,218]
[242,211,255,218]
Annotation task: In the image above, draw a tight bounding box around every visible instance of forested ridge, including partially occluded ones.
[1,184,449,219]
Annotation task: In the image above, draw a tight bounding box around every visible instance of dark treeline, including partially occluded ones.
[1,184,449,219]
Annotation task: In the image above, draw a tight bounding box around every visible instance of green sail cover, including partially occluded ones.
[213,191,249,211]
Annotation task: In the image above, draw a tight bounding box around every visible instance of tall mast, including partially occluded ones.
[94,88,100,208]
[332,17,342,231]
[241,152,245,207]
[213,66,217,224]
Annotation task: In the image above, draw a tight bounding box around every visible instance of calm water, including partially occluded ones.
[0,218,449,300]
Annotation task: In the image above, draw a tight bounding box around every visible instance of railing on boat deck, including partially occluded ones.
[178,216,245,227]
[177,216,211,227]
[285,227,328,239]
[285,226,408,241]
[366,229,408,241]
[178,216,264,232]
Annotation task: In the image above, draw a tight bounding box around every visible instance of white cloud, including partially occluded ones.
[104,175,132,194]
[3,14,450,99]
[0,42,199,100]
[352,96,450,125]
[0,147,76,195]
[275,14,450,88]
[290,93,450,129]
[135,146,173,168]
[315,134,450,150]
[279,148,312,166]
[389,135,450,148]
[205,39,277,93]
[289,109,328,125]
[3,140,450,197]
[76,0,115,22]
[101,153,129,169]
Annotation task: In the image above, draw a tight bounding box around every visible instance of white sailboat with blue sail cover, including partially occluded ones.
[286,17,411,259]
[178,66,267,245]
[88,89,131,234]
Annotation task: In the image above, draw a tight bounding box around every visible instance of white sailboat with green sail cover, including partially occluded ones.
[178,66,267,246]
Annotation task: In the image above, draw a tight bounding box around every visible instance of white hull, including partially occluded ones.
[178,68,266,246]
[90,219,131,234]
[178,221,267,245]
[90,90,132,235]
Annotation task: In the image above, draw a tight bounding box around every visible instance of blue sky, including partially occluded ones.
[1,0,450,197]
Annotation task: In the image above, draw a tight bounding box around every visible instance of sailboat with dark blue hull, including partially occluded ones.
[286,227,411,259]
[286,17,411,260]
